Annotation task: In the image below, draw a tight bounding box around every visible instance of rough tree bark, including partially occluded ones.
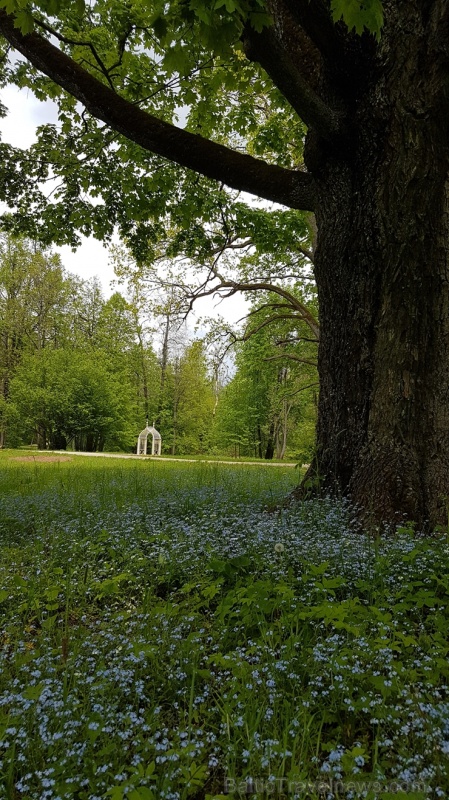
[307,2,449,528]
[244,0,449,527]
[1,0,449,527]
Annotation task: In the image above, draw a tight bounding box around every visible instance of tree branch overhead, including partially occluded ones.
[0,9,316,212]
[242,21,347,144]
[280,0,346,65]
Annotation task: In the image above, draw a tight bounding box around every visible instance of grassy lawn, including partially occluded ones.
[151,454,299,465]
[0,450,449,799]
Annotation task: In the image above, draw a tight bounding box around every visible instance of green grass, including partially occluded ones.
[20,447,299,464]
[153,453,298,464]
[0,451,449,799]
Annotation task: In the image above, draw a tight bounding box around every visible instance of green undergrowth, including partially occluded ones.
[0,452,448,799]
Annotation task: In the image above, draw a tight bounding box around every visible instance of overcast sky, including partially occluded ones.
[0,84,120,294]
[0,83,249,324]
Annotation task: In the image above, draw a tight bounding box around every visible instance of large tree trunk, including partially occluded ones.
[308,3,449,529]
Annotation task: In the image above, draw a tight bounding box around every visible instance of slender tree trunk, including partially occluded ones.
[257,424,263,459]
[136,328,149,421]
[157,313,170,429]
[0,375,6,449]
[171,414,177,456]
[265,421,275,460]
[307,5,449,528]
[37,427,46,450]
[86,433,95,452]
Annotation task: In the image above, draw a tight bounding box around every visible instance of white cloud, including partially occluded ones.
[0,85,249,321]
[1,86,118,297]
[56,238,117,295]
[1,85,58,148]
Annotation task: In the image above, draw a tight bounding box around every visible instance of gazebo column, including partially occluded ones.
[137,425,162,456]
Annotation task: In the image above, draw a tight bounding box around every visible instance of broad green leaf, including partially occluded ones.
[331,0,383,39]
[13,9,34,33]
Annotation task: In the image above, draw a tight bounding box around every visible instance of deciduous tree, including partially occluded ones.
[214,292,317,460]
[0,1,448,525]
[0,233,72,443]
[9,348,133,450]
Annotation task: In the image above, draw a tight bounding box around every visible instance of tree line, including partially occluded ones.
[0,234,316,459]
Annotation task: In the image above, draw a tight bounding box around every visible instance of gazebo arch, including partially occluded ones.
[137,423,162,456]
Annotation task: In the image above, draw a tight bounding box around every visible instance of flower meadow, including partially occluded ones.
[1,454,449,799]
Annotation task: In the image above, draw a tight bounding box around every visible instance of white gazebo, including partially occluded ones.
[137,423,162,456]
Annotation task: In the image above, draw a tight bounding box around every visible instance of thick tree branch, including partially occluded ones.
[0,10,316,212]
[296,244,314,263]
[280,0,344,64]
[243,22,346,143]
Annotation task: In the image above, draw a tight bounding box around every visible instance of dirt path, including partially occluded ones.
[37,450,297,467]
[13,455,73,463]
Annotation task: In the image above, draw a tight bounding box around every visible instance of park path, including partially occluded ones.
[42,450,297,467]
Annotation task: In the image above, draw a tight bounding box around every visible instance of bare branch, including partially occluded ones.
[34,18,116,90]
[263,353,318,366]
[276,335,319,344]
[211,238,253,255]
[279,381,319,399]
[218,312,318,369]
[0,9,316,212]
[225,280,320,338]
[177,254,320,338]
[108,25,133,73]
[242,312,313,341]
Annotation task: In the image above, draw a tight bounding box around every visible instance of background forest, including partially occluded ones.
[0,233,317,460]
